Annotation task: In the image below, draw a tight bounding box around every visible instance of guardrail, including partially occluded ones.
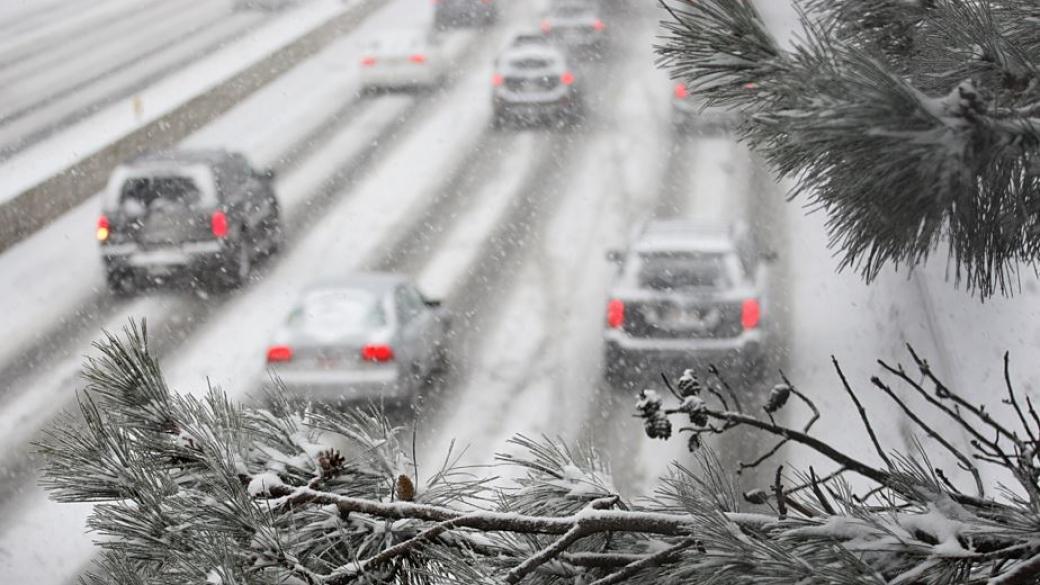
[0,0,381,253]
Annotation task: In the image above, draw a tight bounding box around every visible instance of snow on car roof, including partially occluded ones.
[634,220,736,254]
[365,29,430,51]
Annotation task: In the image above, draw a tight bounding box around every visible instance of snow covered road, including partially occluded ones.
[5,0,1040,582]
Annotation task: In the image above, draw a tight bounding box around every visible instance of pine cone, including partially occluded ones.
[636,390,672,440]
[395,474,415,502]
[317,449,346,479]
[764,383,791,414]
[644,415,672,440]
[677,369,702,397]
[686,432,701,452]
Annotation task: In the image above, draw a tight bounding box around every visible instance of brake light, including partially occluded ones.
[561,71,575,86]
[96,215,110,241]
[492,73,504,86]
[361,344,395,362]
[741,299,761,330]
[409,54,427,64]
[607,299,624,329]
[211,210,229,238]
[593,19,605,32]
[361,56,376,67]
[540,19,551,33]
[674,82,688,99]
[266,345,293,363]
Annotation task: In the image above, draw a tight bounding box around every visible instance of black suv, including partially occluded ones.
[97,150,282,294]
[603,220,772,386]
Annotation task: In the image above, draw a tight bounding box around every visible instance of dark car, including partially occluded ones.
[602,220,772,386]
[491,36,583,128]
[540,3,607,54]
[97,150,282,294]
[265,273,452,406]
[434,0,496,28]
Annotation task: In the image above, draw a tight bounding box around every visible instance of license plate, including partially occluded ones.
[316,356,340,369]
[131,249,189,267]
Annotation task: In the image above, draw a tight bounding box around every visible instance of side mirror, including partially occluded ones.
[760,250,779,263]
[606,249,624,264]
[424,298,442,309]
[258,168,276,181]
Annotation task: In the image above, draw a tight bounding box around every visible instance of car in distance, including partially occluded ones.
[265,274,452,406]
[433,0,496,28]
[359,29,445,92]
[672,81,745,132]
[97,150,281,294]
[491,36,583,128]
[602,220,771,386]
[539,3,607,54]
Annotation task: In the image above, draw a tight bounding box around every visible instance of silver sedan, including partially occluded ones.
[265,273,452,406]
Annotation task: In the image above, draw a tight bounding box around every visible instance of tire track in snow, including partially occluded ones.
[0,24,528,582]
[0,45,487,500]
[0,21,492,402]
[0,11,266,157]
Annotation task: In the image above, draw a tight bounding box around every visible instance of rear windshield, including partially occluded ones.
[119,177,201,215]
[508,57,552,70]
[288,289,387,336]
[636,252,731,291]
[552,6,590,17]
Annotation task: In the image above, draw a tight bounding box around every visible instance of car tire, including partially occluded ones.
[213,238,252,291]
[105,266,137,297]
[491,110,506,130]
[603,345,626,387]
[262,208,283,257]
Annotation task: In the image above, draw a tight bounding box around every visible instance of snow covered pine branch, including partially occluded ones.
[656,0,1040,298]
[37,323,1040,584]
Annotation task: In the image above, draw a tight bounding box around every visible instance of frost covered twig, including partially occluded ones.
[39,323,1040,585]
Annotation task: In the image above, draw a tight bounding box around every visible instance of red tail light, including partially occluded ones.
[674,82,688,99]
[96,215,110,241]
[741,299,761,330]
[560,71,575,86]
[361,344,395,362]
[409,53,427,64]
[593,19,605,32]
[266,345,293,363]
[361,56,376,67]
[211,210,229,238]
[492,73,504,86]
[540,19,551,33]
[607,299,625,329]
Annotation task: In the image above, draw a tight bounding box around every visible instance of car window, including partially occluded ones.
[551,6,590,17]
[119,176,201,216]
[508,57,553,70]
[215,160,251,196]
[288,289,386,337]
[635,252,732,291]
[395,286,425,323]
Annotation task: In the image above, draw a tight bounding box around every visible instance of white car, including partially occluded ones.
[359,30,445,92]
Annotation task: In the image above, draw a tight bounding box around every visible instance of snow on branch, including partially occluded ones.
[38,326,1040,584]
[657,0,1040,298]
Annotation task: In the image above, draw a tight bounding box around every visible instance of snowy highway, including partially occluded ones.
[0,0,272,158]
[3,0,1040,582]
